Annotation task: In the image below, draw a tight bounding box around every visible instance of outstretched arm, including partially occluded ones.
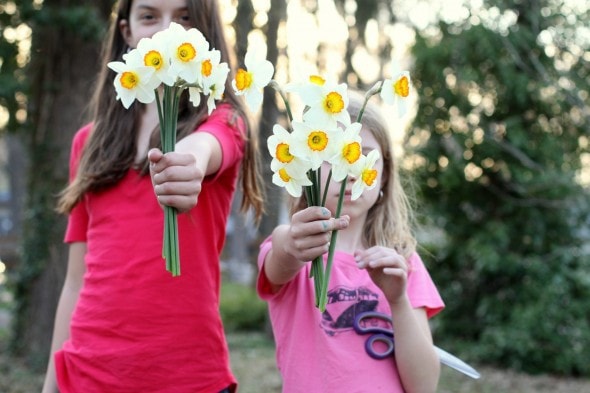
[148,131,222,213]
[263,207,349,293]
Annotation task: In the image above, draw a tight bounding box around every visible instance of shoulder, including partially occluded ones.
[72,123,93,149]
[68,123,93,160]
[200,103,247,135]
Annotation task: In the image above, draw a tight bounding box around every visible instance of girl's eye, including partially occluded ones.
[176,13,191,25]
[140,13,156,21]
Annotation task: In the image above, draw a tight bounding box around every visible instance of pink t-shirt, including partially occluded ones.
[55,105,244,393]
[257,236,445,393]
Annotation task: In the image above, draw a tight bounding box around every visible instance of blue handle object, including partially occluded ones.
[364,333,395,359]
[353,311,481,379]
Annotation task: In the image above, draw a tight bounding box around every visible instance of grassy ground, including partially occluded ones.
[228,331,590,393]
[2,330,590,393]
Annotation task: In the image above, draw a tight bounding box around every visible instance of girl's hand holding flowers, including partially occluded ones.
[148,148,203,214]
[283,207,350,263]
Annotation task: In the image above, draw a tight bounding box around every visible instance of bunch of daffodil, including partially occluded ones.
[266,69,411,311]
[108,22,233,276]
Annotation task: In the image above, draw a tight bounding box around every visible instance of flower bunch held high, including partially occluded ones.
[107,22,231,276]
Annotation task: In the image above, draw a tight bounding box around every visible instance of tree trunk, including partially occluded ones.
[258,0,287,241]
[228,0,288,285]
[12,1,112,370]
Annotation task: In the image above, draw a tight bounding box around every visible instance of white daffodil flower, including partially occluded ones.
[296,75,351,129]
[289,120,340,171]
[188,49,229,112]
[203,62,229,114]
[351,149,381,200]
[167,22,210,84]
[200,50,223,92]
[272,165,313,198]
[327,122,363,182]
[135,35,175,87]
[380,62,411,118]
[108,49,158,108]
[232,49,274,112]
[268,124,312,174]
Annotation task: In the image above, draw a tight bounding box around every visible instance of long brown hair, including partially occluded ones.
[290,92,417,258]
[57,0,264,221]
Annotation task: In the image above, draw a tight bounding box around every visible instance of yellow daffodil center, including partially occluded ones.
[342,142,361,164]
[235,69,253,91]
[177,43,197,63]
[394,76,410,97]
[309,75,325,86]
[276,143,294,164]
[323,92,345,114]
[362,168,378,186]
[120,71,139,90]
[278,168,291,182]
[144,50,164,70]
[201,59,213,77]
[308,131,329,152]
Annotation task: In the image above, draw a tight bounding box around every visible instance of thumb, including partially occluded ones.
[333,215,350,230]
[148,148,164,165]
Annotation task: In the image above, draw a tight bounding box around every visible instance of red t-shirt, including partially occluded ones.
[55,104,244,393]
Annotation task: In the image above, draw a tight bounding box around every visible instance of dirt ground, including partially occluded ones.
[2,331,590,393]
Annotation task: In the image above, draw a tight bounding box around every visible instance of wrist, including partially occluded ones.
[388,294,412,313]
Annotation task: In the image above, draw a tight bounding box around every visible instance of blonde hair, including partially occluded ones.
[290,91,417,258]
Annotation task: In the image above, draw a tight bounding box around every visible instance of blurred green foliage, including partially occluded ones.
[410,0,590,376]
[220,282,268,332]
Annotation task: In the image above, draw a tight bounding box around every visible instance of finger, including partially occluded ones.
[382,267,407,278]
[153,167,202,186]
[295,206,333,224]
[359,246,392,260]
[150,152,197,176]
[148,148,164,165]
[156,194,198,212]
[293,236,331,254]
[368,255,407,271]
[154,181,201,197]
[316,216,349,233]
[290,222,332,242]
[295,244,331,262]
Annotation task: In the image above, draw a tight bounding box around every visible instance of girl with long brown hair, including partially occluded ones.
[42,1,262,392]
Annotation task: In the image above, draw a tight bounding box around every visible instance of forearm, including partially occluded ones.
[390,299,440,393]
[42,283,81,393]
[42,242,85,393]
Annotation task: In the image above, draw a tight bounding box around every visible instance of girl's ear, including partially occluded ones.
[119,19,132,47]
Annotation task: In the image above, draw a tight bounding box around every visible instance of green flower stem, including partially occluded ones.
[357,80,384,123]
[317,176,347,311]
[313,85,380,308]
[269,80,294,124]
[305,174,324,303]
[321,170,332,207]
[156,85,182,276]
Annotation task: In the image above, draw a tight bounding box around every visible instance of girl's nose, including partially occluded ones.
[161,17,173,30]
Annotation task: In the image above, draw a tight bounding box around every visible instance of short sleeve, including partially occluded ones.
[406,253,445,318]
[256,236,277,301]
[196,104,246,181]
[63,125,92,243]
